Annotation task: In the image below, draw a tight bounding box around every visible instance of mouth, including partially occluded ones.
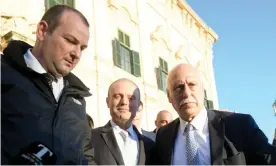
[65,59,73,67]
[118,109,129,111]
[180,99,197,108]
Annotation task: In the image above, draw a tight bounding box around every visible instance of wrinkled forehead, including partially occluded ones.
[168,67,200,86]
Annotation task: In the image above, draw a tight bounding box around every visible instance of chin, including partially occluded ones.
[179,108,196,116]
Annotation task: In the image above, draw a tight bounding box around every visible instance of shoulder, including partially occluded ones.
[215,110,255,123]
[141,134,155,148]
[91,126,105,134]
[211,110,257,128]
[158,118,179,134]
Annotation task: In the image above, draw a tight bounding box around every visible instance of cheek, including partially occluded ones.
[192,91,203,103]
[54,40,72,60]
[72,59,80,66]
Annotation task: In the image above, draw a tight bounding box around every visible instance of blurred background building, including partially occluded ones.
[0,0,219,130]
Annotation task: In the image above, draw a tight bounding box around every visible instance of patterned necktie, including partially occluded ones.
[42,73,55,92]
[185,123,201,165]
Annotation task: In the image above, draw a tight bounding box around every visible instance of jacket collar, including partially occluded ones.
[3,40,91,96]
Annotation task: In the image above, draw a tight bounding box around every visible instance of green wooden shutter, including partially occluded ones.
[204,90,207,98]
[204,99,208,108]
[131,51,141,77]
[207,100,214,109]
[156,67,162,90]
[164,60,168,73]
[112,39,121,67]
[65,0,74,7]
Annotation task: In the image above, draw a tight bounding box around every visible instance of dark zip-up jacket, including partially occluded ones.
[1,40,96,164]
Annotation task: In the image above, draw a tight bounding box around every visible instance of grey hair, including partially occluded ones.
[166,64,204,93]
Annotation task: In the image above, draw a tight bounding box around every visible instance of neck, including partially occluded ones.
[31,46,47,71]
[31,46,60,78]
[113,119,132,130]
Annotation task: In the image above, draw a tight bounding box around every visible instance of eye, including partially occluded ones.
[129,96,135,101]
[65,37,77,45]
[174,85,183,93]
[189,83,196,86]
[113,94,121,99]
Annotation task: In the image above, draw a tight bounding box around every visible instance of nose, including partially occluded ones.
[120,96,129,105]
[183,84,192,98]
[71,46,81,60]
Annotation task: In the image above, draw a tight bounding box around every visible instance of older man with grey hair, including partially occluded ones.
[150,63,276,165]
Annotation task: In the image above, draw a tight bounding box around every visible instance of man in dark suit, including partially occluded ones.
[133,101,156,141]
[91,78,154,165]
[150,63,276,165]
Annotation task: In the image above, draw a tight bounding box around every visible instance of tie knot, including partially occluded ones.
[184,123,194,133]
[120,130,130,140]
[42,73,57,83]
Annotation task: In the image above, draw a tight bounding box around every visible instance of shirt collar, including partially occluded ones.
[136,127,142,134]
[179,107,208,134]
[23,48,46,74]
[110,120,136,138]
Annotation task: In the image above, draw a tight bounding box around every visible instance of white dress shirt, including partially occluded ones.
[23,49,64,101]
[172,107,211,165]
[110,120,139,166]
[136,127,142,134]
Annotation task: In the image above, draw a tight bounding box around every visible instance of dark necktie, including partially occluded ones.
[185,123,201,165]
[42,73,56,92]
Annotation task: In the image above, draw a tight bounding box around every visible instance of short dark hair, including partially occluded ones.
[86,114,94,128]
[41,5,89,33]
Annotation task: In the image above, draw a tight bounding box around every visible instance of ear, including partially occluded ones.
[36,20,49,41]
[167,89,172,103]
[106,97,110,108]
[138,101,143,110]
[155,120,158,127]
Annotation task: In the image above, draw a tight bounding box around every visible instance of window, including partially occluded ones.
[156,57,168,92]
[45,0,74,10]
[112,30,141,77]
[204,89,214,109]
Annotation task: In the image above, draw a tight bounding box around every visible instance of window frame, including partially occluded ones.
[45,0,75,10]
[157,57,168,92]
[112,29,141,77]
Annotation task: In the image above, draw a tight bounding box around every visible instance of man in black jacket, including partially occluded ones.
[1,5,95,164]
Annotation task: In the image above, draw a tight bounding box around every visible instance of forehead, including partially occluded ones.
[159,112,171,119]
[170,66,200,84]
[110,81,139,96]
[55,11,89,42]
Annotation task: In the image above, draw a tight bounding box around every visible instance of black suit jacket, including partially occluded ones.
[91,122,155,165]
[150,110,276,165]
[142,129,156,141]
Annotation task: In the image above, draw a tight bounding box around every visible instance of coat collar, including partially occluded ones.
[3,40,91,96]
[100,121,146,165]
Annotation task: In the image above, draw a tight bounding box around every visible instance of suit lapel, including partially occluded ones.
[133,126,146,165]
[101,122,124,165]
[163,119,180,164]
[208,110,224,165]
